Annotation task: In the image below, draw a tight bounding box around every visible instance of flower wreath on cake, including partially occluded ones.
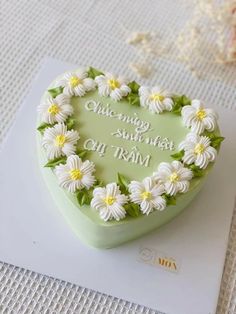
[37,67,224,222]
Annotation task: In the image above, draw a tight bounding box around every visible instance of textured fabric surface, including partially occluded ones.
[0,0,236,313]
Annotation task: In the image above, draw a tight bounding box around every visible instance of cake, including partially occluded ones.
[36,67,224,249]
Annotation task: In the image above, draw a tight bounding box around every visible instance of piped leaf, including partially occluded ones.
[37,122,54,134]
[81,193,91,205]
[94,178,104,187]
[87,67,104,79]
[181,95,191,106]
[164,194,176,206]
[117,173,130,194]
[124,203,141,217]
[171,150,184,161]
[171,95,191,115]
[127,93,140,106]
[128,81,140,94]
[48,86,64,98]
[65,117,76,130]
[76,148,88,160]
[188,164,204,177]
[117,173,129,189]
[203,131,225,150]
[210,136,224,149]
[171,104,182,115]
[37,116,75,135]
[76,190,84,205]
[44,156,67,168]
[76,189,92,206]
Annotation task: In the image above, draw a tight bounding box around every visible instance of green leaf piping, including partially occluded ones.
[44,156,67,168]
[171,150,184,161]
[37,122,54,134]
[124,202,141,217]
[87,67,104,79]
[48,86,64,98]
[37,116,75,135]
[36,66,225,220]
[171,95,191,115]
[210,136,224,149]
[188,164,204,177]
[76,188,92,206]
[65,117,76,130]
[117,173,130,194]
[75,148,88,160]
[203,131,224,150]
[128,81,140,94]
[127,93,140,106]
[94,178,104,187]
[164,194,176,206]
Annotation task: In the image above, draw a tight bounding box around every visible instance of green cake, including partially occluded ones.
[36,67,223,248]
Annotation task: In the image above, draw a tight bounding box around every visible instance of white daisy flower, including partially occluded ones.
[95,73,131,101]
[55,155,95,193]
[129,177,166,215]
[37,94,73,124]
[181,99,218,134]
[153,161,193,196]
[91,183,128,221]
[139,86,173,114]
[56,69,96,96]
[179,133,217,169]
[42,123,79,160]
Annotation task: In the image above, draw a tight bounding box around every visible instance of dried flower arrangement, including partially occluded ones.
[125,0,236,79]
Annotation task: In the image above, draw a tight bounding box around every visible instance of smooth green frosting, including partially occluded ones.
[71,91,189,182]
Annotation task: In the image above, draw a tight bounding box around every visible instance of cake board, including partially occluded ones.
[0,58,235,314]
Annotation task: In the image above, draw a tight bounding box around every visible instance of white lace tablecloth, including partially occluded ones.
[0,1,235,313]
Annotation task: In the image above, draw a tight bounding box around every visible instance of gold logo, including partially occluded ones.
[138,246,180,273]
[158,257,178,271]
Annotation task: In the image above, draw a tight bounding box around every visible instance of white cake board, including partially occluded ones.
[0,58,235,314]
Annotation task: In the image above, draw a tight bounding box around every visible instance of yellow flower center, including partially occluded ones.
[69,169,83,180]
[55,134,66,147]
[169,172,179,183]
[150,93,165,102]
[69,76,81,87]
[194,143,205,155]
[48,103,60,115]
[104,196,116,205]
[141,191,152,200]
[108,79,120,90]
[196,109,206,120]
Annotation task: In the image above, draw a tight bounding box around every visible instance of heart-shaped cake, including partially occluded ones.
[37,67,223,248]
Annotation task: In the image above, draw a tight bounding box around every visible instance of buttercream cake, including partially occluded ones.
[37,67,224,248]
